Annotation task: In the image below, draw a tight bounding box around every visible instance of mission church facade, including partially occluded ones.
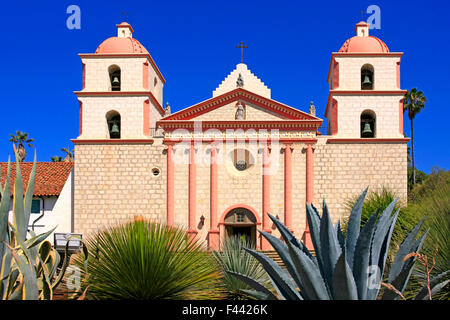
[72,21,408,250]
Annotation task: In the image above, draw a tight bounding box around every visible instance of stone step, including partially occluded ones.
[260,250,316,269]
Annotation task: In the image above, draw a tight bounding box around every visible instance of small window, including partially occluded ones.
[236,212,245,222]
[31,199,41,214]
[154,77,158,87]
[151,167,160,177]
[231,149,254,172]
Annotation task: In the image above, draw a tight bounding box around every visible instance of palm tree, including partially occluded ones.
[403,88,426,185]
[8,130,34,162]
[51,156,62,162]
[61,147,74,162]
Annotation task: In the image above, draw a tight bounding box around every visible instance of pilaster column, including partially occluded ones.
[284,144,293,232]
[166,143,174,226]
[208,145,220,250]
[188,142,198,238]
[302,143,315,250]
[261,144,272,251]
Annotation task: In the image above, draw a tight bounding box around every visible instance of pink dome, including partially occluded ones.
[339,35,389,53]
[95,37,148,54]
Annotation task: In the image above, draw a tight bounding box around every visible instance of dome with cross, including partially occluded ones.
[95,22,149,54]
[338,21,389,53]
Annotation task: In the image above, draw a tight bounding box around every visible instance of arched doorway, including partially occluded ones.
[223,208,257,246]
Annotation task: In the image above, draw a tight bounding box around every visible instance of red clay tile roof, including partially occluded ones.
[0,162,73,197]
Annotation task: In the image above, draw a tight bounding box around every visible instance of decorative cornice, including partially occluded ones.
[325,90,406,116]
[74,90,164,115]
[331,52,403,57]
[326,52,403,83]
[157,120,322,132]
[71,139,154,145]
[163,138,318,143]
[78,53,165,83]
[326,138,410,144]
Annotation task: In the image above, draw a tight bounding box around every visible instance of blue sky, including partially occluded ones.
[0,0,448,173]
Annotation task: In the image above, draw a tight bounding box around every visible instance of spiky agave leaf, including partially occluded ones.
[414,270,450,300]
[319,201,342,293]
[4,243,39,300]
[366,208,401,300]
[0,159,11,268]
[352,208,379,299]
[332,250,358,300]
[382,227,428,299]
[225,271,277,300]
[227,189,436,300]
[286,239,330,299]
[23,151,37,228]
[257,229,305,295]
[215,236,272,299]
[345,187,369,267]
[243,247,302,300]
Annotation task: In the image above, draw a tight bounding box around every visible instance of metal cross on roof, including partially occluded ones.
[122,10,128,21]
[236,41,247,64]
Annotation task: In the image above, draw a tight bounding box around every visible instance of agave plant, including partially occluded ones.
[0,150,88,300]
[214,236,273,299]
[71,219,223,299]
[228,188,449,300]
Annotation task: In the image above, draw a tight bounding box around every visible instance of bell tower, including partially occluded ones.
[75,22,165,140]
[72,23,168,237]
[325,21,406,138]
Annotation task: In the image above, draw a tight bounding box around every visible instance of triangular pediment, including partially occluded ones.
[160,88,320,122]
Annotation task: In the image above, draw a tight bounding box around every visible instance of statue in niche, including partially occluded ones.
[309,101,316,116]
[235,102,245,120]
[164,102,171,116]
[236,73,244,88]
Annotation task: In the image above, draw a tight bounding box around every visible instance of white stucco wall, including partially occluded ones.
[7,170,73,245]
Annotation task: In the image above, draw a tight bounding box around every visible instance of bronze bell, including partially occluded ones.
[111,76,120,91]
[110,121,120,137]
[362,121,373,137]
[362,74,372,86]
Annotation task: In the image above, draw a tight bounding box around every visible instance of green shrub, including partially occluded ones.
[71,219,223,299]
[214,236,273,299]
[343,187,420,260]
[402,170,450,300]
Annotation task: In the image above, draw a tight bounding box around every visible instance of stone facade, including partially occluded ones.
[73,141,167,236]
[71,22,409,250]
[314,139,407,223]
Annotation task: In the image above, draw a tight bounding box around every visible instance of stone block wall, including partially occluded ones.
[73,140,167,237]
[314,137,408,224]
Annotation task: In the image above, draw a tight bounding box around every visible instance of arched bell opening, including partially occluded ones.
[108,65,121,91]
[361,64,374,90]
[106,110,121,139]
[360,110,376,138]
